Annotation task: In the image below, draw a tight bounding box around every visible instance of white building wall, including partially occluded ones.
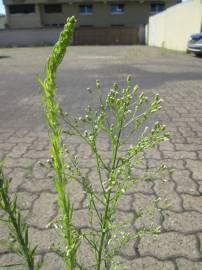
[148,0,202,51]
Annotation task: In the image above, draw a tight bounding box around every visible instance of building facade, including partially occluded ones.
[4,0,179,29]
[3,0,179,44]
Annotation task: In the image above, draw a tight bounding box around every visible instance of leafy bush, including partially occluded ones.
[0,16,169,269]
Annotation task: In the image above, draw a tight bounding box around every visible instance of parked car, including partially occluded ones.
[187,33,202,56]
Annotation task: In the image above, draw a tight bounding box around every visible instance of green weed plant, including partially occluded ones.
[0,17,169,270]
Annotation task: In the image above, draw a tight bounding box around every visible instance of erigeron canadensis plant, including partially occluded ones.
[0,16,170,270]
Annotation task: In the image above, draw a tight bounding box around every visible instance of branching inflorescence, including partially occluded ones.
[0,16,170,270]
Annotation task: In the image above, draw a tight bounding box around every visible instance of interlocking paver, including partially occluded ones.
[154,180,183,211]
[181,194,202,213]
[0,46,202,269]
[29,192,57,228]
[176,258,202,270]
[172,169,199,195]
[186,160,202,180]
[120,256,175,270]
[138,232,201,260]
[163,210,202,233]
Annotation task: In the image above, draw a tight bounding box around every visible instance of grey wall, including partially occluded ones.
[0,28,62,47]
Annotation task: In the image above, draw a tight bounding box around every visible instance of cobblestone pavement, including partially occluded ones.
[0,46,202,269]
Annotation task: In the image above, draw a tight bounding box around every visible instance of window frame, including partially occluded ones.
[150,3,165,14]
[79,5,94,15]
[111,4,125,15]
[44,4,62,14]
[9,4,35,15]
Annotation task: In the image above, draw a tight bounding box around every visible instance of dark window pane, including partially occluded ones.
[111,4,125,13]
[9,4,35,14]
[79,5,93,14]
[150,3,165,12]
[44,4,62,13]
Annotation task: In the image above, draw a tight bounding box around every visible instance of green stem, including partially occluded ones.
[1,190,34,270]
[96,116,124,270]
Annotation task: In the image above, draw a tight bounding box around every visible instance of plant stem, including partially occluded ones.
[97,117,123,270]
[0,184,34,270]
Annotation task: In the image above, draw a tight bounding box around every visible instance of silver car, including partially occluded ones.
[187,33,202,56]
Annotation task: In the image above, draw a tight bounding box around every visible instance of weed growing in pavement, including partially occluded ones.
[0,16,170,269]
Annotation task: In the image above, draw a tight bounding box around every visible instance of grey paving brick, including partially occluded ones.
[176,258,202,270]
[138,232,201,260]
[163,210,202,233]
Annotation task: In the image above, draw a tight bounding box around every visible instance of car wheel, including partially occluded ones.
[195,52,202,57]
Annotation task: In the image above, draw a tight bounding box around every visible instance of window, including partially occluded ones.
[9,4,35,14]
[111,4,125,14]
[44,4,62,13]
[79,5,93,15]
[150,3,165,13]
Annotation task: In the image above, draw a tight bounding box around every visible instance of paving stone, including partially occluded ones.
[117,194,133,211]
[77,143,92,157]
[88,170,105,193]
[198,181,202,194]
[66,180,85,209]
[197,233,202,254]
[182,194,202,213]
[132,180,154,194]
[78,157,97,168]
[1,48,202,266]
[14,128,30,137]
[4,157,35,169]
[94,137,109,149]
[30,140,49,150]
[171,135,186,144]
[148,159,185,169]
[159,141,175,151]
[163,210,202,233]
[176,258,202,270]
[29,192,57,228]
[133,193,162,229]
[175,144,202,151]
[77,240,95,268]
[138,232,201,260]
[29,228,59,252]
[8,167,27,192]
[117,256,175,270]
[186,160,202,180]
[21,178,55,193]
[97,150,112,160]
[119,239,136,258]
[197,151,202,160]
[17,191,38,210]
[0,133,14,142]
[9,143,29,158]
[0,143,15,151]
[179,127,196,137]
[0,253,20,265]
[154,180,183,211]
[187,137,202,144]
[172,170,199,195]
[0,222,9,254]
[163,151,197,160]
[144,148,161,159]
[32,163,48,179]
[133,193,156,211]
[23,149,50,159]
[73,209,90,228]
[7,136,35,144]
[42,253,66,270]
